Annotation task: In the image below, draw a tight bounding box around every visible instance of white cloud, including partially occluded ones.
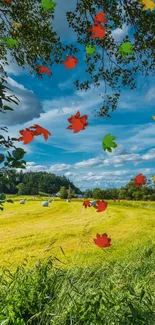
[49,164,71,172]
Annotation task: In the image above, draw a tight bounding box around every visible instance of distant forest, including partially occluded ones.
[0,170,81,196]
[0,170,155,201]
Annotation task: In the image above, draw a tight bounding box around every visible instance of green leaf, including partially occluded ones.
[42,0,57,11]
[85,45,96,55]
[0,38,19,49]
[12,148,26,160]
[3,105,14,111]
[102,133,118,152]
[119,42,134,58]
[0,193,6,200]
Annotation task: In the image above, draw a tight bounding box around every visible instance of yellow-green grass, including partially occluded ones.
[0,196,155,272]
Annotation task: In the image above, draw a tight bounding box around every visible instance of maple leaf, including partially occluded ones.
[94,12,107,24]
[67,111,88,133]
[12,22,21,28]
[35,66,51,76]
[0,38,18,49]
[119,42,134,58]
[95,200,108,212]
[134,173,147,188]
[89,23,106,40]
[139,0,155,11]
[94,233,111,248]
[152,116,155,120]
[85,44,96,55]
[102,134,117,152]
[62,56,78,69]
[29,124,51,140]
[18,129,35,145]
[83,200,91,208]
[42,0,57,11]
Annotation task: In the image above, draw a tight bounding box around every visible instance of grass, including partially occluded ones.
[0,196,155,324]
[0,196,155,271]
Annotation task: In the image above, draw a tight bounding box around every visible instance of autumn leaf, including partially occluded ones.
[85,44,96,55]
[102,134,117,152]
[35,66,51,76]
[5,0,12,3]
[152,175,155,181]
[0,38,18,49]
[41,0,57,11]
[134,174,147,188]
[139,0,155,11]
[95,200,108,212]
[152,116,155,120]
[89,23,106,40]
[29,124,51,140]
[119,42,134,58]
[83,200,91,208]
[18,129,35,145]
[67,111,88,133]
[12,22,21,28]
[94,233,111,248]
[94,12,107,24]
[62,56,78,69]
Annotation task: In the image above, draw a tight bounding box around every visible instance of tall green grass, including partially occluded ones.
[0,242,155,324]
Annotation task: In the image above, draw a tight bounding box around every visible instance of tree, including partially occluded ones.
[60,186,68,199]
[93,188,103,199]
[84,189,93,198]
[67,185,72,199]
[17,183,25,195]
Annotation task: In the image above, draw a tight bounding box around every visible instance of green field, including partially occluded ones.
[0,196,155,271]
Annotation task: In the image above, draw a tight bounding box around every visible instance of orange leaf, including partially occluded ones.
[89,23,106,39]
[134,174,147,188]
[62,56,78,69]
[95,200,108,212]
[67,111,88,133]
[94,233,111,248]
[94,12,107,24]
[35,66,51,76]
[29,124,51,140]
[18,129,35,144]
[83,200,91,208]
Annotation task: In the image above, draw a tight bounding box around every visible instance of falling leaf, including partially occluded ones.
[94,233,111,248]
[67,111,88,133]
[102,134,117,152]
[94,12,107,24]
[18,129,35,145]
[152,175,155,181]
[152,116,155,120]
[85,44,96,55]
[119,42,134,58]
[42,0,57,11]
[95,200,108,212]
[89,23,106,40]
[83,200,91,208]
[29,124,51,140]
[35,66,51,76]
[12,22,21,28]
[134,174,147,188]
[62,56,78,69]
[0,38,18,49]
[139,0,155,11]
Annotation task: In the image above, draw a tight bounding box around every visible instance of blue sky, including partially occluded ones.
[0,0,155,191]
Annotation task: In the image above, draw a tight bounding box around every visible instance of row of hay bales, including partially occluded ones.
[19,199,97,207]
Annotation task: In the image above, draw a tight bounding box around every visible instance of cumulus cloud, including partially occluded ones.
[0,77,44,126]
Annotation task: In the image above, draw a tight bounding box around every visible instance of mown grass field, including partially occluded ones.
[0,196,155,271]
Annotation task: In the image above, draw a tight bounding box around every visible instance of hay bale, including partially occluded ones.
[42,201,49,207]
[90,200,96,207]
[48,199,53,203]
[20,200,25,204]
[66,199,71,202]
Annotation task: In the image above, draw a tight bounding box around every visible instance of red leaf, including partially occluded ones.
[95,200,108,212]
[94,12,107,24]
[29,124,51,140]
[67,111,88,133]
[134,174,147,188]
[89,23,106,40]
[62,56,78,69]
[5,0,12,3]
[35,66,51,76]
[83,200,91,208]
[94,233,111,248]
[18,129,35,144]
